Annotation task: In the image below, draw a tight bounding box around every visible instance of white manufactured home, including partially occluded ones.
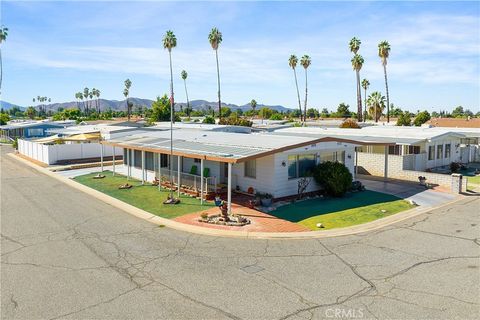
[100,125,378,213]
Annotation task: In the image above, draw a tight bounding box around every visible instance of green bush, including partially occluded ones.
[313,161,353,197]
[396,111,411,126]
[218,117,252,127]
[413,111,431,126]
[269,113,283,120]
[339,119,360,128]
[202,116,215,124]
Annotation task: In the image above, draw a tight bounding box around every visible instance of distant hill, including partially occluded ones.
[0,101,24,111]
[1,98,294,113]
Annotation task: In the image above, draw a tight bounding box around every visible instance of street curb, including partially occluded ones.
[7,152,466,240]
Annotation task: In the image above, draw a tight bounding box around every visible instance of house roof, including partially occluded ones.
[274,126,467,145]
[0,121,66,130]
[101,127,382,163]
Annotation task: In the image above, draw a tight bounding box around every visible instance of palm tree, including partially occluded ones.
[78,93,84,113]
[367,91,386,122]
[349,37,361,54]
[300,55,311,122]
[361,79,370,122]
[0,26,8,94]
[378,40,391,123]
[351,54,364,122]
[123,79,132,120]
[250,99,257,119]
[181,70,189,115]
[83,87,89,114]
[88,91,94,113]
[288,55,302,122]
[163,30,177,201]
[96,89,101,113]
[208,27,223,120]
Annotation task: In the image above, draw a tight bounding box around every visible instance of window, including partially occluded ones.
[437,145,443,159]
[388,145,401,155]
[408,146,420,154]
[320,151,345,164]
[428,146,435,160]
[134,150,142,168]
[288,154,316,179]
[160,154,169,168]
[298,154,316,177]
[145,152,154,171]
[28,128,43,136]
[288,155,297,179]
[194,158,201,163]
[445,144,451,158]
[244,160,256,178]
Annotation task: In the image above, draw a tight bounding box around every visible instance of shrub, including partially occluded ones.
[339,118,360,128]
[269,113,283,120]
[413,111,431,126]
[396,111,411,126]
[218,117,253,127]
[313,161,353,197]
[12,138,18,150]
[202,116,215,124]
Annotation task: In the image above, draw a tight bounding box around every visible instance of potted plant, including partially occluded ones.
[260,193,273,207]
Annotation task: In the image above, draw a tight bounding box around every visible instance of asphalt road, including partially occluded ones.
[2,145,480,320]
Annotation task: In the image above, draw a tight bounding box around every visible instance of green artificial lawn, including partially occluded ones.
[269,190,415,230]
[74,171,214,219]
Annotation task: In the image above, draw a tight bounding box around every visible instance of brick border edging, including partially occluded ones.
[7,152,465,240]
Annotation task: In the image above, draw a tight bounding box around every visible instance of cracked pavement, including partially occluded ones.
[1,145,479,320]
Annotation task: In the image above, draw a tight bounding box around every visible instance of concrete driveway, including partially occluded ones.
[360,177,456,207]
[2,145,479,320]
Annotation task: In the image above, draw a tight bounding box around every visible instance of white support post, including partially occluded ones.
[100,144,104,172]
[141,150,145,185]
[227,163,232,214]
[112,146,116,176]
[158,153,161,191]
[200,159,204,205]
[126,148,130,180]
[354,147,358,180]
[131,149,134,179]
[384,146,389,181]
[177,156,181,197]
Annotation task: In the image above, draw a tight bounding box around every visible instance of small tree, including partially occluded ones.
[203,116,215,124]
[396,111,411,126]
[413,110,431,126]
[313,161,353,197]
[339,118,360,128]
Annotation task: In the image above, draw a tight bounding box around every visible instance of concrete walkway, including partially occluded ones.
[359,178,456,207]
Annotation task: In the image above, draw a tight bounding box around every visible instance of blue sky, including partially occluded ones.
[2,1,479,112]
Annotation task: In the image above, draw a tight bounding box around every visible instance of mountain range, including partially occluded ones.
[0,99,293,113]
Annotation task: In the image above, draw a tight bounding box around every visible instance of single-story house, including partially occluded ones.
[100,125,383,213]
[0,120,75,141]
[16,123,138,165]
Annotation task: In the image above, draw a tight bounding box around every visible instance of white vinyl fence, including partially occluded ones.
[18,139,122,165]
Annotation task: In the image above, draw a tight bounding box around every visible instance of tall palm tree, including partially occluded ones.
[123,79,132,120]
[163,30,177,201]
[349,37,361,54]
[181,70,189,114]
[83,87,89,114]
[78,93,84,113]
[300,55,311,123]
[361,79,370,122]
[288,55,302,122]
[250,99,257,119]
[208,27,223,120]
[367,91,386,122]
[93,88,101,113]
[351,54,364,122]
[0,26,8,95]
[88,91,94,113]
[378,40,391,123]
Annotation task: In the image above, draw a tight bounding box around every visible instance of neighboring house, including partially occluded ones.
[271,126,477,191]
[16,124,138,165]
[101,125,376,211]
[0,120,74,140]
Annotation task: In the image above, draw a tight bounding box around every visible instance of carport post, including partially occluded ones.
[384,146,389,181]
[200,159,204,205]
[158,153,161,191]
[100,144,104,172]
[126,148,130,180]
[177,156,181,197]
[227,162,232,214]
[112,146,115,176]
[141,150,145,185]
